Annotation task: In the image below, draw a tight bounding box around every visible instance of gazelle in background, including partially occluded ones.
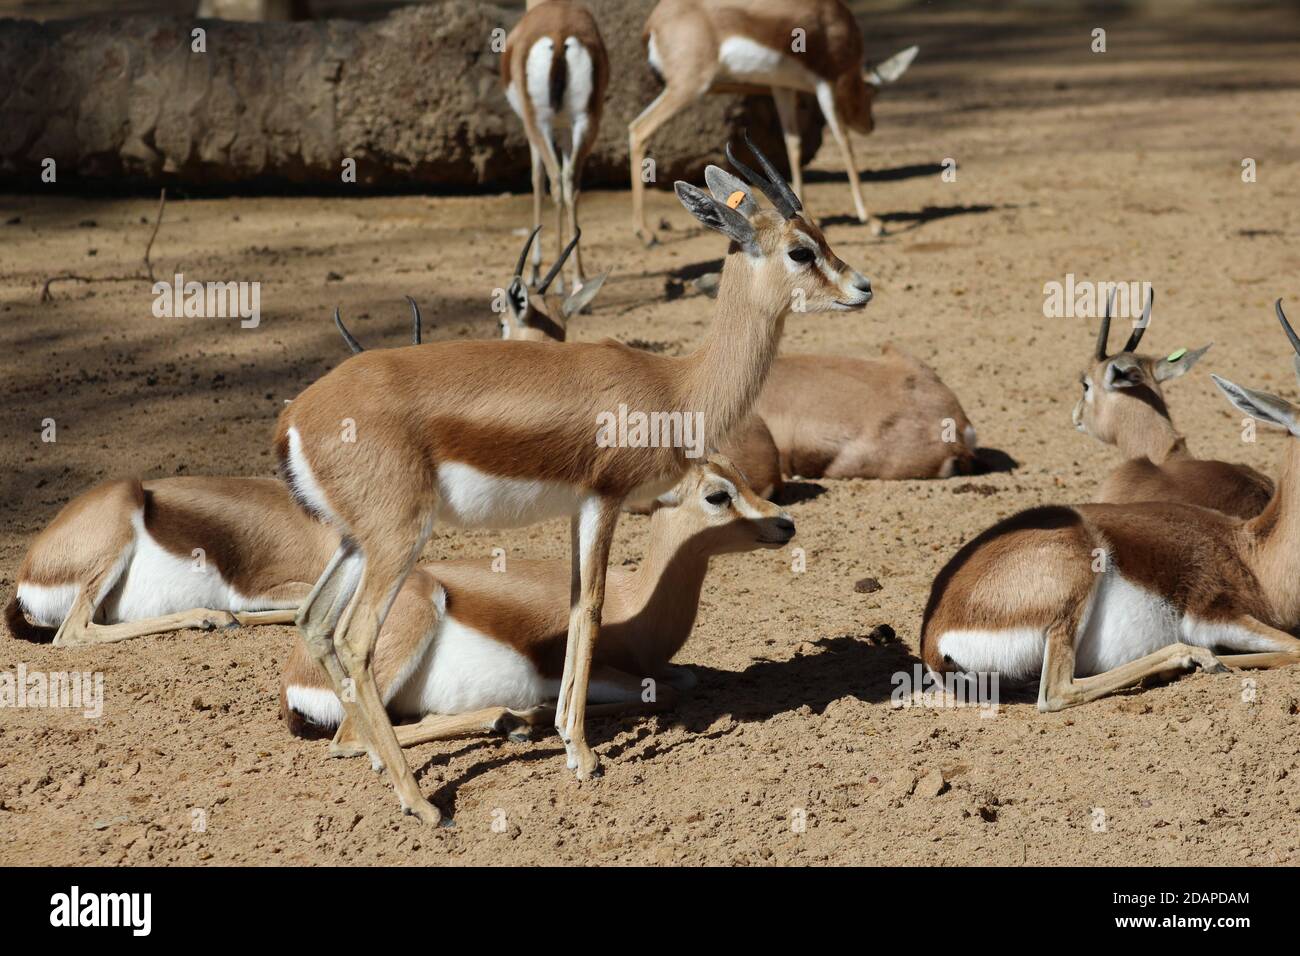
[1074,290,1273,518]
[923,300,1300,711]
[630,0,916,243]
[756,346,978,479]
[502,0,609,291]
[275,134,872,824]
[6,477,332,647]
[281,457,794,749]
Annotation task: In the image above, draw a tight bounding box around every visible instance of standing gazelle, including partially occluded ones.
[629,0,916,243]
[1074,290,1273,518]
[276,135,873,824]
[502,0,609,291]
[923,300,1300,711]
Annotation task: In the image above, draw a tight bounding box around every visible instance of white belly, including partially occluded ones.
[1074,572,1181,674]
[717,36,816,90]
[392,614,547,716]
[435,461,585,529]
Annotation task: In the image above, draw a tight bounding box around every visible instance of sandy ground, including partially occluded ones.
[2,3,1300,866]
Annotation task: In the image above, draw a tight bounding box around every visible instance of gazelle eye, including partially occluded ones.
[705,490,731,506]
[788,247,815,264]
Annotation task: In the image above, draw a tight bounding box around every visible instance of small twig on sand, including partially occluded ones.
[40,189,167,303]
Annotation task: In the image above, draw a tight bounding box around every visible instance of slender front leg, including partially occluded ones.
[814,82,875,232]
[628,82,706,245]
[1208,614,1300,671]
[555,496,621,779]
[529,144,545,287]
[332,706,546,753]
[770,86,803,201]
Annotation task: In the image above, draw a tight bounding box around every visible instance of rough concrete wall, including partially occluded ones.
[0,0,823,192]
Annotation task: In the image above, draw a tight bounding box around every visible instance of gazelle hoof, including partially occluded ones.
[401,798,448,827]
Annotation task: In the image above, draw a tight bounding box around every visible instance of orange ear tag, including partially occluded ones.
[726,190,746,209]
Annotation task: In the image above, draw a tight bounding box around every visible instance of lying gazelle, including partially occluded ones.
[7,297,432,648]
[281,457,794,748]
[276,133,873,823]
[756,346,978,479]
[1074,290,1273,518]
[630,0,917,242]
[922,300,1300,711]
[502,0,609,290]
[6,476,332,647]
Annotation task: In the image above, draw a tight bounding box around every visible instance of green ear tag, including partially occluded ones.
[1166,347,1187,362]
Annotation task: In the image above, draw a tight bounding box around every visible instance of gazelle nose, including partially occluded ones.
[774,516,796,536]
[853,275,872,298]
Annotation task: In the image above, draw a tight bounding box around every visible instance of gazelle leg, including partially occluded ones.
[1038,621,1227,712]
[628,82,708,245]
[330,519,444,824]
[814,81,875,232]
[333,706,547,754]
[770,86,803,202]
[555,496,621,780]
[1208,615,1300,671]
[228,608,299,626]
[55,606,243,646]
[528,143,545,286]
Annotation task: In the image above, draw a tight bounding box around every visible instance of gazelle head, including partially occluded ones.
[674,132,872,315]
[1212,299,1300,440]
[1072,289,1210,445]
[654,455,795,555]
[843,45,920,135]
[500,227,606,342]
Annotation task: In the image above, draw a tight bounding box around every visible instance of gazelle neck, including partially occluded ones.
[1245,437,1300,626]
[613,510,713,666]
[1117,401,1188,464]
[681,252,787,447]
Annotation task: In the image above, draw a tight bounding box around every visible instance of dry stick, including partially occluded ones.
[40,189,167,303]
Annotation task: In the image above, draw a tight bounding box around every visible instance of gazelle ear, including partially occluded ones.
[867,45,919,87]
[674,181,757,251]
[1103,355,1145,390]
[1212,374,1300,436]
[562,270,607,319]
[1153,344,1211,383]
[703,166,757,217]
[506,277,528,318]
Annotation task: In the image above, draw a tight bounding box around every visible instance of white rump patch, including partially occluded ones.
[936,628,1044,682]
[435,461,582,529]
[525,37,557,123]
[16,582,80,629]
[285,686,345,729]
[285,426,341,527]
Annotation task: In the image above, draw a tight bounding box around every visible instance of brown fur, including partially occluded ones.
[756,346,977,479]
[1075,351,1274,518]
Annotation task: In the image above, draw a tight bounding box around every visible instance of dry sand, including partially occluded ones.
[1,4,1299,865]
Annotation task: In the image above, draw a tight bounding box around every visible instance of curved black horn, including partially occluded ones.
[537,229,580,294]
[1121,287,1153,353]
[514,225,541,281]
[1276,298,1300,356]
[406,296,422,345]
[334,307,364,354]
[725,133,799,219]
[742,129,801,215]
[1095,289,1115,360]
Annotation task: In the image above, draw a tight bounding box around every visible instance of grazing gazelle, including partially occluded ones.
[275,134,873,823]
[502,0,610,291]
[755,345,978,479]
[5,477,333,647]
[280,456,794,749]
[629,0,917,242]
[1074,290,1273,518]
[922,300,1300,711]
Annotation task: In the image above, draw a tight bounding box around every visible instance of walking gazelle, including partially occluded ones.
[281,456,794,749]
[1073,290,1273,518]
[923,300,1300,710]
[629,0,916,242]
[276,134,873,823]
